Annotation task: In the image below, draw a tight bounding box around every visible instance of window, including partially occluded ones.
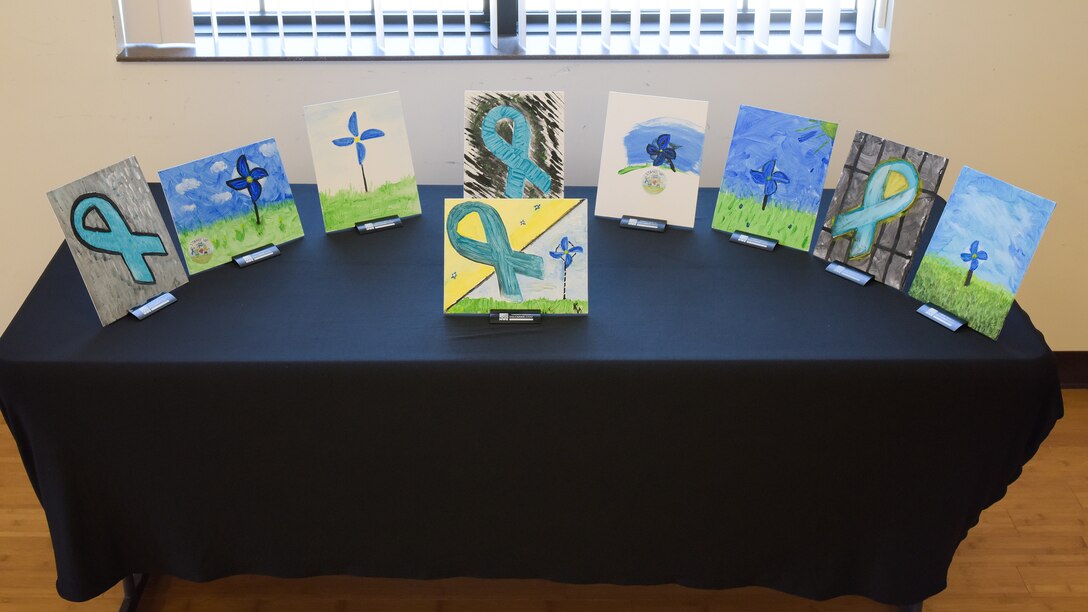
[115,0,892,61]
[514,1,889,57]
[192,1,489,58]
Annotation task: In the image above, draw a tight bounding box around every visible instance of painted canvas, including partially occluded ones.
[304,91,422,232]
[812,132,949,289]
[712,106,837,250]
[444,198,588,315]
[908,167,1054,340]
[464,91,564,199]
[46,157,188,326]
[158,138,304,274]
[594,92,708,228]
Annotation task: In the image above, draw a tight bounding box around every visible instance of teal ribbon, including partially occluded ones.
[481,105,552,198]
[447,201,543,301]
[71,194,167,285]
[831,159,920,259]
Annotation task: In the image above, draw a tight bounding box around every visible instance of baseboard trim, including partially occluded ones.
[1056,352,1088,388]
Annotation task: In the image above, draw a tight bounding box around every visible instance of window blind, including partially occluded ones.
[116,0,891,59]
[173,1,490,57]
[520,0,889,56]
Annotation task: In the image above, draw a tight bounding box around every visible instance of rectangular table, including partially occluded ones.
[0,185,1062,608]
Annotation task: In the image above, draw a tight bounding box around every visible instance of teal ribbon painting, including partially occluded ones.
[70,193,168,284]
[831,159,920,259]
[446,200,544,301]
[481,105,553,198]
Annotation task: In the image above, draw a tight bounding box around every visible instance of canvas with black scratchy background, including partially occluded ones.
[463,91,564,199]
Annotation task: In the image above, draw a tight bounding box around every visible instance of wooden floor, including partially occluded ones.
[2,390,1086,612]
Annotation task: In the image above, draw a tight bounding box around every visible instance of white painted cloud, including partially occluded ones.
[181,204,197,212]
[175,178,201,194]
[259,142,277,157]
[210,160,228,173]
[211,192,233,204]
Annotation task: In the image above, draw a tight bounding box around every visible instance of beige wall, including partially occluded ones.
[1,0,1085,348]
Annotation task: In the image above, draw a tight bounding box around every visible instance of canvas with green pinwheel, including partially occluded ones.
[158,138,305,274]
[304,92,422,232]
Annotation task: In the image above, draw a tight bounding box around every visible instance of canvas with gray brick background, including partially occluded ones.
[813,132,948,290]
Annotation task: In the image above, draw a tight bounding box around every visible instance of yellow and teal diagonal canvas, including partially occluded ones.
[444,198,588,315]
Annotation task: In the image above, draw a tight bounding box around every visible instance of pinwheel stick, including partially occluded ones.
[762,193,770,211]
[252,199,261,225]
[359,163,369,193]
[964,268,973,287]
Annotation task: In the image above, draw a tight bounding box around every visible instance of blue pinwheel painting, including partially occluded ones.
[158,138,305,274]
[332,111,385,193]
[618,118,703,179]
[595,93,708,228]
[960,240,988,286]
[647,134,678,171]
[616,118,705,202]
[750,159,790,211]
[549,236,584,300]
[304,93,423,232]
[225,154,269,224]
[909,166,1055,340]
[713,105,838,251]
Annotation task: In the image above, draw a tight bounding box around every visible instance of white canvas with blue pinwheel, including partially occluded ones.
[158,138,305,274]
[594,92,708,228]
[304,92,422,232]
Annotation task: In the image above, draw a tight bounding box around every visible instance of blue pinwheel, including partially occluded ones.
[332,111,385,192]
[225,154,269,225]
[549,236,584,300]
[960,240,988,286]
[750,159,790,211]
[647,134,679,172]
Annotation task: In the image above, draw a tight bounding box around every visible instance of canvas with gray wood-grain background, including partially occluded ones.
[46,157,188,326]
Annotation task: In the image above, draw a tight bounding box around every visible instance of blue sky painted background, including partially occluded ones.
[159,139,293,233]
[622,117,704,174]
[925,166,1055,293]
[719,105,835,214]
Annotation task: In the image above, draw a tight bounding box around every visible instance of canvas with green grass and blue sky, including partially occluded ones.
[712,105,837,251]
[159,138,305,274]
[908,166,1054,340]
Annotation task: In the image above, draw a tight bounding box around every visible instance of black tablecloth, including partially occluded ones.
[0,185,1062,605]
